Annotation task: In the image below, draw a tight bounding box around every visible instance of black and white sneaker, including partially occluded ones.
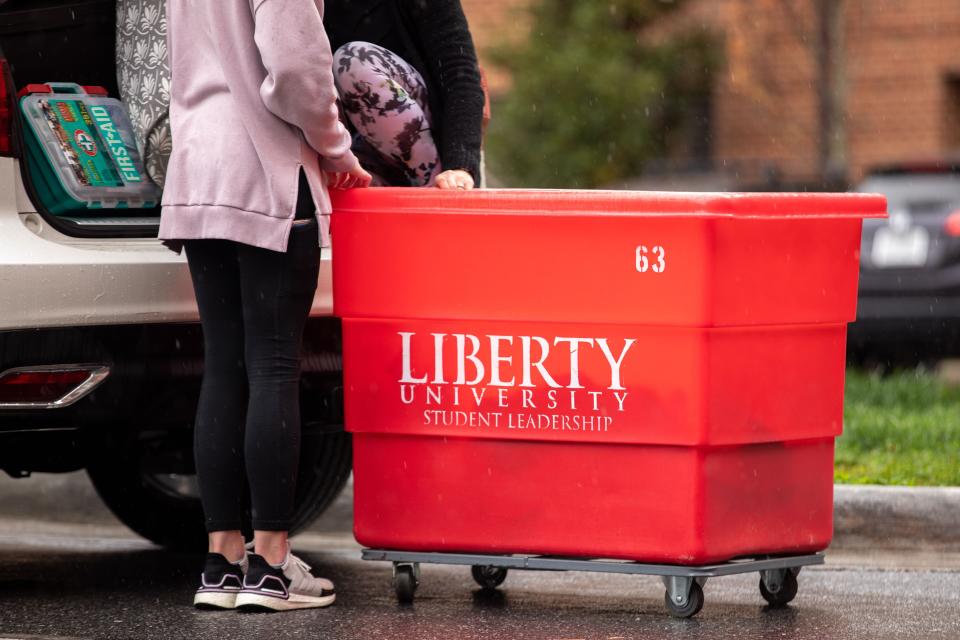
[193,553,247,610]
[236,550,336,612]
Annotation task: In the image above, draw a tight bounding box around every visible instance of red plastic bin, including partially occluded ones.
[332,188,886,565]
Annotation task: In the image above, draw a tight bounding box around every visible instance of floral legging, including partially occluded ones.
[333,41,441,186]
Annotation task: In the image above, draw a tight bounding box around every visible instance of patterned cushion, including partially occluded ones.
[116,0,171,188]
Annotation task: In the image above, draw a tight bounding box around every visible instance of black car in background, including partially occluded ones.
[850,164,960,361]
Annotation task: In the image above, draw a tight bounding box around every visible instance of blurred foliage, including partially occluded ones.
[485,0,721,188]
[837,369,960,486]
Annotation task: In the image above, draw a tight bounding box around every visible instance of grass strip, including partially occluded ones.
[837,368,960,486]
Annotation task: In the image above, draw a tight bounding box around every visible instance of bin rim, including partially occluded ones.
[331,188,887,219]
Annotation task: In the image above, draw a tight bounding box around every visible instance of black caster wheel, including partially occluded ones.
[393,565,418,604]
[664,581,704,619]
[471,565,508,589]
[759,570,798,607]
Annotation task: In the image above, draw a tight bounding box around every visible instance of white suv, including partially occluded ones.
[0,0,350,548]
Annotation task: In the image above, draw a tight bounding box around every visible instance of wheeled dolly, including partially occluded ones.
[362,549,823,618]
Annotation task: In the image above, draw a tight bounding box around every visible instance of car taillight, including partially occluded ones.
[0,57,14,156]
[0,365,110,408]
[945,211,960,237]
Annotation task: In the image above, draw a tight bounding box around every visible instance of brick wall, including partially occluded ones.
[845,0,960,182]
[460,0,531,93]
[465,0,960,187]
[651,0,960,186]
[712,0,823,185]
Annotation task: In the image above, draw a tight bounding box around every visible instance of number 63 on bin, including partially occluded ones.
[635,245,666,273]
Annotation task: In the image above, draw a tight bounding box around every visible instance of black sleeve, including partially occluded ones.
[405,0,485,184]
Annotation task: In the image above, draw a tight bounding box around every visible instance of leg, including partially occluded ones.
[237,222,321,564]
[334,41,440,186]
[185,240,248,561]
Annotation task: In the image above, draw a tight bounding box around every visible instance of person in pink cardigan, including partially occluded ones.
[160,0,370,612]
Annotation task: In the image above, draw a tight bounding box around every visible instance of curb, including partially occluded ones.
[2,474,958,550]
[833,484,960,549]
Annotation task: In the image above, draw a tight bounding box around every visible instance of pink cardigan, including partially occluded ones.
[159,0,360,252]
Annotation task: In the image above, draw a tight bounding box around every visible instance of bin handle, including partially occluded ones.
[41,82,85,95]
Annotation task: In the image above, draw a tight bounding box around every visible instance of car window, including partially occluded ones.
[857,175,960,214]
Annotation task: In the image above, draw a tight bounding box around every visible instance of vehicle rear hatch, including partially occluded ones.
[858,167,960,295]
[0,0,160,238]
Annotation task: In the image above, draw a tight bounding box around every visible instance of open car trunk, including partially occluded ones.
[0,0,161,238]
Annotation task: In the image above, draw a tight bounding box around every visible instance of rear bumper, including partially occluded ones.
[850,294,960,347]
[0,319,344,474]
[856,294,960,320]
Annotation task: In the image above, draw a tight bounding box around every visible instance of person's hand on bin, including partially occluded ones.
[435,169,474,190]
[326,165,373,189]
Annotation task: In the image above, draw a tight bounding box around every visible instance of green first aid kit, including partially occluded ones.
[19,82,161,214]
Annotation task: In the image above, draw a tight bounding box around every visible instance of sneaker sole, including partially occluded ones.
[235,591,336,612]
[194,591,239,610]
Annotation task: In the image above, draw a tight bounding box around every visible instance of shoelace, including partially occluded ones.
[291,554,313,575]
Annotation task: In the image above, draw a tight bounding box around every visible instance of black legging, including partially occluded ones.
[184,175,319,532]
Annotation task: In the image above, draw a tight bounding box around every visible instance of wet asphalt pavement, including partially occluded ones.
[1,474,959,639]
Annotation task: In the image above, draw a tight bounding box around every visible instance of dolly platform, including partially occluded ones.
[362,548,824,618]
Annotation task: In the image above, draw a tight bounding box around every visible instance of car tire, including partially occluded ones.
[87,425,352,550]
